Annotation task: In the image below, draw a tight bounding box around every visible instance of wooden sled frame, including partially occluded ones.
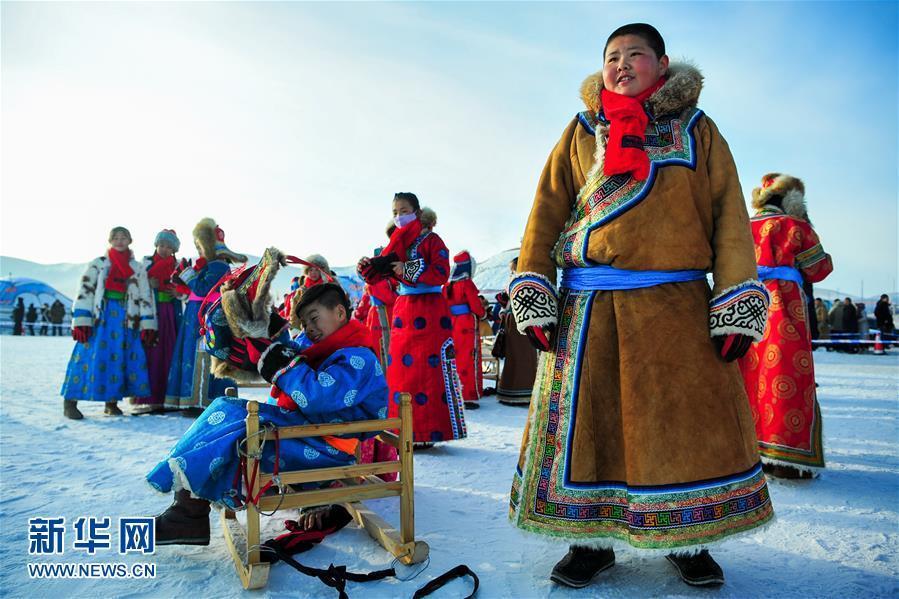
[220,388,429,590]
[481,335,500,382]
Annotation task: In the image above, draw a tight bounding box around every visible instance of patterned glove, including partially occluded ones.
[72,326,92,343]
[258,342,300,383]
[714,333,753,362]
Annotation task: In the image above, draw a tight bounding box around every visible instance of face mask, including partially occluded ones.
[394,213,417,228]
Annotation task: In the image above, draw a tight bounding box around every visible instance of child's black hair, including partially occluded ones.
[604,23,666,59]
[393,192,420,211]
[294,283,351,320]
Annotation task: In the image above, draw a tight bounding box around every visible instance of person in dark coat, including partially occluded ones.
[25,304,38,335]
[50,300,66,336]
[829,300,845,334]
[12,298,24,335]
[875,294,894,335]
[841,298,858,334]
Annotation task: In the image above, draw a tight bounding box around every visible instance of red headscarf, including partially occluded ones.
[106,248,134,293]
[271,319,376,410]
[600,77,666,181]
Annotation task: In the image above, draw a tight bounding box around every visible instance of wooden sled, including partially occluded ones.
[220,388,429,590]
[481,335,501,382]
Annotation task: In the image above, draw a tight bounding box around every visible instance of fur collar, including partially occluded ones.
[579,62,704,119]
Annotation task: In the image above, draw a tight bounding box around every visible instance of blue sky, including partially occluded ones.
[2,1,896,296]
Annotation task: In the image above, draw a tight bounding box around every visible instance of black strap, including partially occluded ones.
[271,545,396,599]
[273,543,478,599]
[412,564,479,599]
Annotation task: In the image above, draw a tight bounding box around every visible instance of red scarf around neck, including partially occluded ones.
[381,217,423,262]
[600,77,666,181]
[147,253,177,292]
[106,248,134,293]
[271,319,376,410]
[304,275,324,289]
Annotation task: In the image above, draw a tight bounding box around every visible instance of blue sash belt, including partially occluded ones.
[398,284,442,296]
[449,304,471,316]
[757,265,803,285]
[560,265,707,291]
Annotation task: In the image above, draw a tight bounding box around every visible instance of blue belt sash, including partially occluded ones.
[449,304,471,316]
[757,265,803,285]
[398,284,442,296]
[560,265,707,291]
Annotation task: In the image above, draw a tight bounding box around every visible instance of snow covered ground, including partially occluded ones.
[1,336,896,598]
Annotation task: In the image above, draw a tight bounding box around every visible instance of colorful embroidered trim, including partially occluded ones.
[758,399,825,469]
[556,109,703,268]
[440,338,467,440]
[796,243,828,270]
[509,288,774,548]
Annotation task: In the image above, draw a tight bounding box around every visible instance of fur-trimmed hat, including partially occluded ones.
[192,218,248,263]
[751,173,807,218]
[451,250,476,280]
[154,229,180,252]
[420,207,437,230]
[305,254,330,274]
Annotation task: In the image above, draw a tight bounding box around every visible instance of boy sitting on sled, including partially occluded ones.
[146,282,388,545]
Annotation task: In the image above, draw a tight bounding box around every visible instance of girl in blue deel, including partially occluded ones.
[147,283,388,546]
[61,226,157,419]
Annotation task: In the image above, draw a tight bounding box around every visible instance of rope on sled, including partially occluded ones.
[227,423,287,516]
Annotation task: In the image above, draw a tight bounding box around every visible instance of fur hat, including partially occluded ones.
[305,254,330,274]
[751,173,808,219]
[192,218,248,263]
[420,207,437,229]
[451,250,476,280]
[154,229,180,252]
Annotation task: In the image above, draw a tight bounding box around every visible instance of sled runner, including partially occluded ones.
[220,389,429,590]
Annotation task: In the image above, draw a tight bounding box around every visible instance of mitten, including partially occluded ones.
[258,342,300,383]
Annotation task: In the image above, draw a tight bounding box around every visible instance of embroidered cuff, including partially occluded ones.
[796,243,827,270]
[709,279,769,342]
[509,272,559,334]
[179,267,199,285]
[403,258,426,283]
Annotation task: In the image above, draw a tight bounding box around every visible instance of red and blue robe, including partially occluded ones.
[739,208,833,472]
